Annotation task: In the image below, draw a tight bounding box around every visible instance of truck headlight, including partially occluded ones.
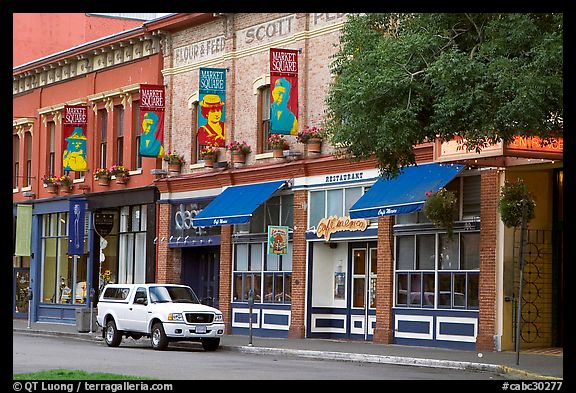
[168,313,183,321]
[214,314,223,322]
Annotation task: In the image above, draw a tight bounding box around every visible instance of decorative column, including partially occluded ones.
[219,225,233,334]
[477,169,499,351]
[373,215,395,344]
[288,189,308,338]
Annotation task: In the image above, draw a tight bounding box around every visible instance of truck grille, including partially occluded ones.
[185,313,214,324]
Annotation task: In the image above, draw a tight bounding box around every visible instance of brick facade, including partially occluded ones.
[219,225,233,333]
[156,203,181,284]
[477,170,499,351]
[288,189,308,338]
[373,216,395,344]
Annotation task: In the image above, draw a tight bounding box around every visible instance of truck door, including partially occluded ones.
[126,287,150,332]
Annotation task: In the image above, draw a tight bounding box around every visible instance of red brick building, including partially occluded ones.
[14,13,563,352]
[147,13,563,352]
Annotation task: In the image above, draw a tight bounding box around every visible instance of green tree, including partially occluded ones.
[325,13,563,178]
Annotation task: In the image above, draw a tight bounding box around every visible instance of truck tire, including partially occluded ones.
[151,322,168,350]
[104,320,122,347]
[201,337,220,351]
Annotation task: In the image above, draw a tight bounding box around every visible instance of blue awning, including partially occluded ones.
[192,180,287,227]
[349,163,465,219]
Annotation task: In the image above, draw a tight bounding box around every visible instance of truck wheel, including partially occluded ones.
[201,338,220,351]
[151,323,168,350]
[104,320,122,347]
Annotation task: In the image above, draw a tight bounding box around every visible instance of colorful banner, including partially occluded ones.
[63,105,88,172]
[198,68,226,148]
[139,84,165,158]
[267,225,289,256]
[68,199,86,255]
[270,48,298,135]
[15,204,32,256]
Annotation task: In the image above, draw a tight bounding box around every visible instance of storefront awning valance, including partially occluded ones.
[349,163,465,219]
[192,180,288,227]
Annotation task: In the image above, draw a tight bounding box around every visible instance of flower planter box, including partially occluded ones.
[115,174,129,184]
[203,156,215,168]
[60,185,73,194]
[98,177,111,186]
[273,148,285,158]
[231,152,246,164]
[307,138,322,153]
[46,184,58,194]
[168,163,181,173]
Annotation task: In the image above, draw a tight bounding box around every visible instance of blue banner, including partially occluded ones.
[68,199,86,255]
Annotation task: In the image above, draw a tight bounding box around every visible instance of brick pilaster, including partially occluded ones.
[156,203,181,284]
[477,170,499,351]
[373,215,395,343]
[288,190,308,338]
[219,225,233,333]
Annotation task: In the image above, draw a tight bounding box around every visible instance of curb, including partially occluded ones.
[14,328,560,380]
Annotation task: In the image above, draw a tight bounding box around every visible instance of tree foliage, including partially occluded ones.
[324,13,563,178]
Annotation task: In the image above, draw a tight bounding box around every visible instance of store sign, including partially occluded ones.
[68,199,86,255]
[505,136,563,154]
[316,215,369,241]
[268,225,289,255]
[94,212,114,238]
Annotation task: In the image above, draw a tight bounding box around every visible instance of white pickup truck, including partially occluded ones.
[96,283,225,351]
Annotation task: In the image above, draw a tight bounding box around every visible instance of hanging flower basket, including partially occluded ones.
[422,188,458,240]
[498,179,536,228]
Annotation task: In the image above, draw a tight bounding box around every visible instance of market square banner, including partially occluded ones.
[139,84,165,158]
[63,105,88,172]
[270,48,298,135]
[197,67,226,148]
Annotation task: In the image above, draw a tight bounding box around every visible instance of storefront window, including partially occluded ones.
[233,242,292,304]
[41,213,88,304]
[309,186,365,229]
[118,205,147,284]
[395,232,479,310]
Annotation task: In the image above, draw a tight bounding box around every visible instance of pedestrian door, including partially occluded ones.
[349,242,377,340]
[182,247,220,309]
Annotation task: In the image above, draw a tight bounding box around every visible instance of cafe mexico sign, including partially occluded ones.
[316,215,370,241]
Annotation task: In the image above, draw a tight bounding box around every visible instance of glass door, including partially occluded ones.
[351,244,377,340]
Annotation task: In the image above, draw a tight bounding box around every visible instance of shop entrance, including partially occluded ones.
[13,268,30,318]
[182,247,220,309]
[349,242,377,340]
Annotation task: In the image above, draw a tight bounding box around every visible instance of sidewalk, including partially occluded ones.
[13,319,563,380]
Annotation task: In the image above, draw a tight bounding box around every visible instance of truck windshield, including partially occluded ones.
[149,286,200,304]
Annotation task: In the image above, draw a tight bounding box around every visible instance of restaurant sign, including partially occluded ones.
[316,215,369,241]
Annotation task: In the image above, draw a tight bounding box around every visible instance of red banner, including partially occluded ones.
[62,105,88,172]
[270,48,298,135]
[139,84,165,158]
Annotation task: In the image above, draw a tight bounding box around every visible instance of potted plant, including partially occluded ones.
[94,167,111,186]
[109,165,130,184]
[422,188,458,240]
[268,134,289,158]
[297,126,324,153]
[42,175,58,194]
[56,175,73,193]
[164,151,185,172]
[227,140,251,164]
[200,144,219,167]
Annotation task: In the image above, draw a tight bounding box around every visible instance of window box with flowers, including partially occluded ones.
[42,175,59,194]
[56,175,74,193]
[94,168,112,186]
[297,126,324,153]
[164,151,185,173]
[109,165,130,184]
[200,145,219,167]
[268,134,289,158]
[227,140,251,164]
